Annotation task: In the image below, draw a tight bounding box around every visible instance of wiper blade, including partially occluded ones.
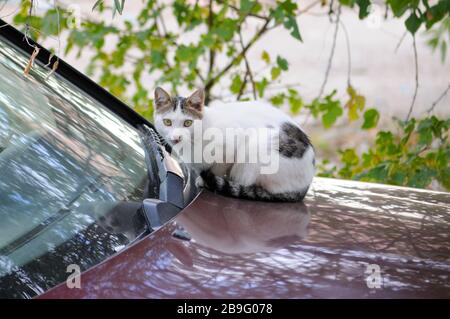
[138,125,162,198]
[138,125,185,231]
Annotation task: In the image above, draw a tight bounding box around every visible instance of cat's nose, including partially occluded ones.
[171,136,182,144]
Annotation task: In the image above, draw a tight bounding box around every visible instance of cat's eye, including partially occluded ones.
[163,119,172,126]
[183,120,193,127]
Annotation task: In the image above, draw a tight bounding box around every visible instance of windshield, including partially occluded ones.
[0,35,155,298]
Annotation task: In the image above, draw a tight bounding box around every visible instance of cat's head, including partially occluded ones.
[153,87,204,145]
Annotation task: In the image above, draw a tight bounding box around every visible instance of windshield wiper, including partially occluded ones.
[138,124,185,232]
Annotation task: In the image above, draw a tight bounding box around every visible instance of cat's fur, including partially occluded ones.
[153,87,315,202]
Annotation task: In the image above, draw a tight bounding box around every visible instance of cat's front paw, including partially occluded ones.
[195,176,205,188]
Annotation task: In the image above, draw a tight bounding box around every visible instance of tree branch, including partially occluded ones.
[328,0,335,18]
[406,35,419,121]
[222,1,267,20]
[340,20,352,87]
[238,30,257,100]
[204,0,323,102]
[394,30,407,53]
[428,82,450,113]
[237,69,249,100]
[155,2,168,36]
[204,18,271,99]
[318,4,341,98]
[24,0,36,47]
[266,0,323,32]
[207,0,215,82]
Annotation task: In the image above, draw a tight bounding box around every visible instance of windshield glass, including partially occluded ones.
[0,36,154,298]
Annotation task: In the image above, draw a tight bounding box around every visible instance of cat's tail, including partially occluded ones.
[200,171,308,202]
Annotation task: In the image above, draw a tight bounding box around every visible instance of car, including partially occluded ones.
[0,19,449,299]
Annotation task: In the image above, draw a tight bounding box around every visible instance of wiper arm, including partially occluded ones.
[138,125,185,232]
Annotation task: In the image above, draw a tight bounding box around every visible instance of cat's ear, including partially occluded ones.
[154,87,172,111]
[186,88,205,112]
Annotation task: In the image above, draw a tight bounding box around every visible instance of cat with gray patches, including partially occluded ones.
[153,87,315,202]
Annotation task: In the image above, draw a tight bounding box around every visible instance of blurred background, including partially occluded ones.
[1,0,449,191]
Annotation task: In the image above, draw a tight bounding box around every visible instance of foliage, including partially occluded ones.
[340,0,450,34]
[426,16,450,62]
[318,116,450,190]
[8,0,450,191]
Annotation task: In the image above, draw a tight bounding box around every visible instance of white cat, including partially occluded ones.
[153,87,315,202]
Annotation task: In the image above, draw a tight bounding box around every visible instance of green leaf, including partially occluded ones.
[362,108,380,129]
[440,40,447,63]
[437,165,450,190]
[41,10,60,35]
[240,0,254,12]
[417,117,434,145]
[345,86,366,121]
[284,15,303,41]
[230,75,243,94]
[92,0,103,12]
[366,163,389,181]
[391,170,407,185]
[424,2,449,29]
[322,105,343,128]
[215,18,237,41]
[375,131,398,155]
[150,50,164,67]
[271,67,281,80]
[270,93,285,106]
[405,12,422,34]
[240,0,261,14]
[261,50,271,64]
[339,0,355,7]
[287,89,303,114]
[255,78,269,97]
[408,167,437,188]
[280,0,297,13]
[320,94,343,128]
[114,0,125,14]
[356,0,371,19]
[276,55,289,71]
[387,0,411,17]
[341,149,359,166]
[176,45,193,61]
[362,151,375,167]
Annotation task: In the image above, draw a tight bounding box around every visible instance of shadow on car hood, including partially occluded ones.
[40,177,450,298]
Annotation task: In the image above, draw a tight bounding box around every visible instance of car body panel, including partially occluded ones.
[40,177,450,299]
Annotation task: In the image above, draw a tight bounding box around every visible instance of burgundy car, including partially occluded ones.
[0,20,449,299]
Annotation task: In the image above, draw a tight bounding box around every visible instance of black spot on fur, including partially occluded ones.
[172,96,187,111]
[279,122,312,158]
[200,170,308,202]
[172,96,202,118]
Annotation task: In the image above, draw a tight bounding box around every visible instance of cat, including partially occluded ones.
[153,87,315,202]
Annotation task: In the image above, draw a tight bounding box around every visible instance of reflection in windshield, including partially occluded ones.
[0,36,150,298]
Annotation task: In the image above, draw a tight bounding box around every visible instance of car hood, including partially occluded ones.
[40,177,450,298]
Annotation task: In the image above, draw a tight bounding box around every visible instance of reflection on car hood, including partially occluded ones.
[40,177,450,299]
